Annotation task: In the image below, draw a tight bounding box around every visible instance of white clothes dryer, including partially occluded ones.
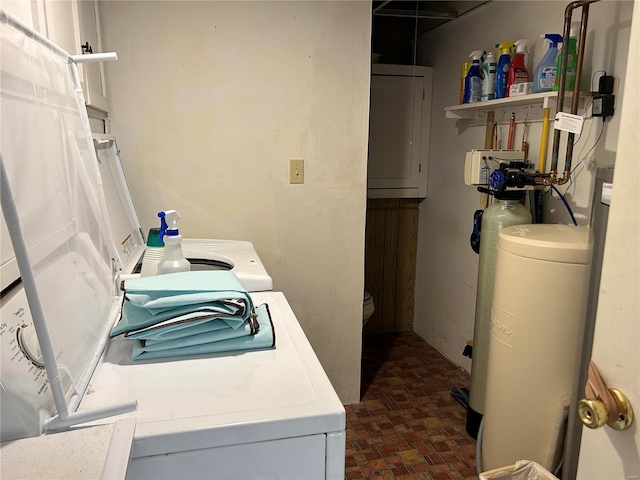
[0,285,346,479]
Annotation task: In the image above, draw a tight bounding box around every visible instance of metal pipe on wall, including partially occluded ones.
[561,4,592,182]
[539,0,601,186]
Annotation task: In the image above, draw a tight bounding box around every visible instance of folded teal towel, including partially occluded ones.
[132,303,275,361]
[111,271,253,337]
[138,316,258,351]
[111,271,274,361]
[126,315,233,342]
[123,270,252,312]
[113,301,246,337]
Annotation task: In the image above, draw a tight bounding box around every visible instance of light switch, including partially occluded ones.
[289,159,304,184]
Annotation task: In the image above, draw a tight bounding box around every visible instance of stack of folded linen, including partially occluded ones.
[110,271,275,361]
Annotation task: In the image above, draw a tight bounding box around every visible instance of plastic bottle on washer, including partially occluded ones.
[156,210,191,275]
[140,227,165,276]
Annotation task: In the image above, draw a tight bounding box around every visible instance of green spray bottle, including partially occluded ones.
[553,23,579,91]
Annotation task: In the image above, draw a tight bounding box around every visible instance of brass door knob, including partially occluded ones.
[606,388,634,431]
[579,388,634,431]
[578,398,608,429]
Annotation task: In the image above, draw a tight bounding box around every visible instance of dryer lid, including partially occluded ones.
[93,135,145,274]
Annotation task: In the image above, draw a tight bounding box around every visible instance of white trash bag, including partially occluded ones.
[480,460,558,480]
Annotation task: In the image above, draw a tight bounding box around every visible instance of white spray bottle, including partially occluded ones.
[156,210,191,275]
[481,52,497,101]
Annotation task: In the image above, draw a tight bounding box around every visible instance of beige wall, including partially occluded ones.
[414,0,634,370]
[99,1,372,403]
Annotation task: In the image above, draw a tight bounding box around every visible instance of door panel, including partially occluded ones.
[576,1,640,477]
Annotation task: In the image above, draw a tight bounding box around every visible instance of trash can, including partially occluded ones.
[480,460,558,480]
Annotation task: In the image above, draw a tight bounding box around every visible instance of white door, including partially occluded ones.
[576,1,640,477]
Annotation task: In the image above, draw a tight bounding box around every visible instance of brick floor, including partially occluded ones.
[345,332,476,480]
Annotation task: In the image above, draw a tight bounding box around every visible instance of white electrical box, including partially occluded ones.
[464,149,526,186]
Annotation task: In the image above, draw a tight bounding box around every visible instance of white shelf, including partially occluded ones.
[445,92,556,119]
[444,91,592,125]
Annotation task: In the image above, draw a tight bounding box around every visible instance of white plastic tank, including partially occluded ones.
[482,224,592,472]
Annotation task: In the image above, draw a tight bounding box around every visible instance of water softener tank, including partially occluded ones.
[482,224,592,472]
[467,191,532,438]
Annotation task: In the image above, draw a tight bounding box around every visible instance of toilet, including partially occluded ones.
[363,291,375,325]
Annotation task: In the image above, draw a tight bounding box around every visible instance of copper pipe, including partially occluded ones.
[545,0,601,186]
[560,4,592,183]
[572,5,591,114]
[546,5,572,183]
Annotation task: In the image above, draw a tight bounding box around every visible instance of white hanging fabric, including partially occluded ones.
[0,10,133,441]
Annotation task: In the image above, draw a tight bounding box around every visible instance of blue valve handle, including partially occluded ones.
[489,170,507,190]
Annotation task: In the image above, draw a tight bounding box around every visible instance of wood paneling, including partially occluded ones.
[381,198,399,333]
[396,199,419,331]
[364,198,419,334]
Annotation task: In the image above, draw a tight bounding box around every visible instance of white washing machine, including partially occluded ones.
[93,135,273,293]
[0,136,273,295]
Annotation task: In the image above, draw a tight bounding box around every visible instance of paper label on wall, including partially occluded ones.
[601,182,612,205]
[554,112,584,135]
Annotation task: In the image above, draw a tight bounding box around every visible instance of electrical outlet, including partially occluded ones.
[289,159,304,184]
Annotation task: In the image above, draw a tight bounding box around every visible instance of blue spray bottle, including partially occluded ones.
[533,34,563,93]
[463,50,484,103]
[494,40,515,99]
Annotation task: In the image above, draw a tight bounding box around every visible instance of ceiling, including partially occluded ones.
[372,1,490,33]
[371,1,490,64]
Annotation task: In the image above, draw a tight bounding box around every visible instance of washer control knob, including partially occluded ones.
[17,325,45,368]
